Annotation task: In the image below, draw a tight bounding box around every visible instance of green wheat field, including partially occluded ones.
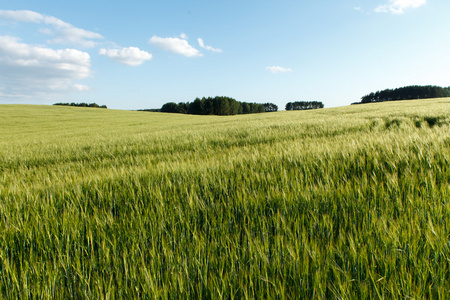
[0,99,449,299]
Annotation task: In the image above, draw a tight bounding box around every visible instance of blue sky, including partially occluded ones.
[0,0,449,110]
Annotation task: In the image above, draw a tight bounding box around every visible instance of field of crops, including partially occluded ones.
[0,99,449,298]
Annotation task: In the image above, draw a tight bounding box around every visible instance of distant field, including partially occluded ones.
[0,99,449,298]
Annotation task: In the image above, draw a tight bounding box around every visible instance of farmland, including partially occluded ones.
[0,99,449,298]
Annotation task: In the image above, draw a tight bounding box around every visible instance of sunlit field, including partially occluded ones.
[0,99,449,298]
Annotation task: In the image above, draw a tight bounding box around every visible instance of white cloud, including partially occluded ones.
[48,26,103,48]
[0,10,103,47]
[375,0,426,14]
[197,38,223,53]
[0,10,44,23]
[266,66,293,74]
[99,47,152,66]
[73,84,90,91]
[149,35,202,57]
[0,35,92,99]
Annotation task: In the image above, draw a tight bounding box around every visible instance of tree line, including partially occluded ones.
[160,97,279,116]
[357,85,450,104]
[285,101,324,110]
[54,102,107,108]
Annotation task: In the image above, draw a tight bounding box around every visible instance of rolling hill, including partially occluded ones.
[0,99,449,298]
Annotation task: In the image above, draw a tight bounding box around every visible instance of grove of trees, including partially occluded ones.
[160,97,277,115]
[358,85,450,104]
[285,101,324,111]
[54,102,107,108]
[263,103,278,112]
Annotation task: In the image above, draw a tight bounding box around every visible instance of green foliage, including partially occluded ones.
[160,96,266,115]
[53,102,107,108]
[0,99,449,298]
[285,101,324,110]
[263,103,278,112]
[161,102,183,113]
[360,85,450,103]
[137,108,162,112]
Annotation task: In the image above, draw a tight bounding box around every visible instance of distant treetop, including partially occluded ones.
[285,101,324,111]
[160,97,277,116]
[53,102,107,109]
[358,85,450,104]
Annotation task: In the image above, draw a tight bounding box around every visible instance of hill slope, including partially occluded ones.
[0,99,449,298]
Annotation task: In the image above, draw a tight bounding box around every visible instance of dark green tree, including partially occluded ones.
[53,102,107,109]
[188,98,204,115]
[285,101,324,110]
[360,85,450,104]
[161,102,180,113]
[263,103,278,112]
[159,96,268,116]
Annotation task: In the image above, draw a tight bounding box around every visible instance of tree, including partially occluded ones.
[161,102,180,113]
[53,102,107,109]
[217,97,230,115]
[359,85,450,104]
[242,102,251,114]
[285,101,324,110]
[159,96,269,116]
[188,98,203,115]
[229,98,240,115]
[263,103,278,112]
[177,102,189,114]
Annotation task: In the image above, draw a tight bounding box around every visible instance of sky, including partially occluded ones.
[0,0,449,110]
